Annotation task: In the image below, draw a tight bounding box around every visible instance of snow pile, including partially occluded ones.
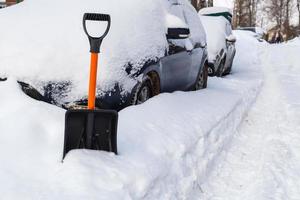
[0,27,263,199]
[0,0,200,102]
[270,38,300,113]
[199,15,228,62]
[0,79,65,199]
[286,36,300,45]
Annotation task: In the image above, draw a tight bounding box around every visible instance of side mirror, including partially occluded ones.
[226,34,237,43]
[166,28,190,40]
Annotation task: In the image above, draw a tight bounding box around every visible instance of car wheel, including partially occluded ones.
[207,64,215,76]
[195,62,208,90]
[203,62,208,88]
[223,55,235,76]
[223,63,232,76]
[131,76,153,105]
[216,59,225,77]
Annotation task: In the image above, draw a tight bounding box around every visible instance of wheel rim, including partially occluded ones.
[137,85,150,104]
[208,67,213,75]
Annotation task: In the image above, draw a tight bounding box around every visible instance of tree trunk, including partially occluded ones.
[199,0,206,9]
[297,1,300,33]
[191,0,198,10]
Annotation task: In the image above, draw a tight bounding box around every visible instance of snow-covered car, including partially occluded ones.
[0,1,6,9]
[199,7,236,76]
[0,0,208,111]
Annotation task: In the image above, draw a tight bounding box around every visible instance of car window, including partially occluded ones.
[181,2,206,48]
[225,21,232,36]
[167,2,190,54]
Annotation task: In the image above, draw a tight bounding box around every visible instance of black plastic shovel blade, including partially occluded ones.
[63,109,118,159]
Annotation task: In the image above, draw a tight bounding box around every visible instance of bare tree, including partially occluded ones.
[190,0,211,11]
[265,0,298,40]
[297,0,300,32]
[267,0,285,31]
[191,0,198,10]
[283,0,293,38]
[207,0,213,7]
[233,0,258,28]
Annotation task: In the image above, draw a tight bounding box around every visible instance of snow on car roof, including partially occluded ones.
[198,6,232,15]
[199,6,233,23]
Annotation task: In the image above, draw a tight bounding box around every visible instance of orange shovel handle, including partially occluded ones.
[88,53,99,110]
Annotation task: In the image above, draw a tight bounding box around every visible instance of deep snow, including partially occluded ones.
[0,29,267,199]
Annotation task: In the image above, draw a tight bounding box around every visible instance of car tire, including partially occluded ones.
[216,59,225,77]
[195,62,208,90]
[223,53,235,76]
[223,63,232,76]
[131,76,153,105]
[207,64,215,77]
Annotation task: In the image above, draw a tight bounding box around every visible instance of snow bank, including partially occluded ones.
[0,79,65,199]
[269,37,300,113]
[0,0,199,102]
[286,37,300,45]
[45,31,263,200]
[199,15,228,62]
[0,28,263,199]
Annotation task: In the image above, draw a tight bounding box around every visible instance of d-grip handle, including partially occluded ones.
[83,13,111,53]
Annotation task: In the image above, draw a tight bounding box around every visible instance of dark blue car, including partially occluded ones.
[16,1,209,111]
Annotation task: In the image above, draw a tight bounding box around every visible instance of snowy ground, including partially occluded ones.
[200,39,300,199]
[1,33,300,199]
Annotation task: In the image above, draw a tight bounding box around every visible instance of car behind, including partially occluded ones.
[199,7,236,77]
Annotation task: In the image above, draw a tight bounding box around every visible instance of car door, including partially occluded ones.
[160,39,191,92]
[160,2,191,92]
[225,21,235,68]
[181,4,207,88]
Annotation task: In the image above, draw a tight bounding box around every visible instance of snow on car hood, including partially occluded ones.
[199,15,227,62]
[0,0,195,102]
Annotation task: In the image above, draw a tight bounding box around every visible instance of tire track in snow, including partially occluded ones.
[200,44,300,200]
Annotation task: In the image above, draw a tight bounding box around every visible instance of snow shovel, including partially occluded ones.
[63,13,118,159]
